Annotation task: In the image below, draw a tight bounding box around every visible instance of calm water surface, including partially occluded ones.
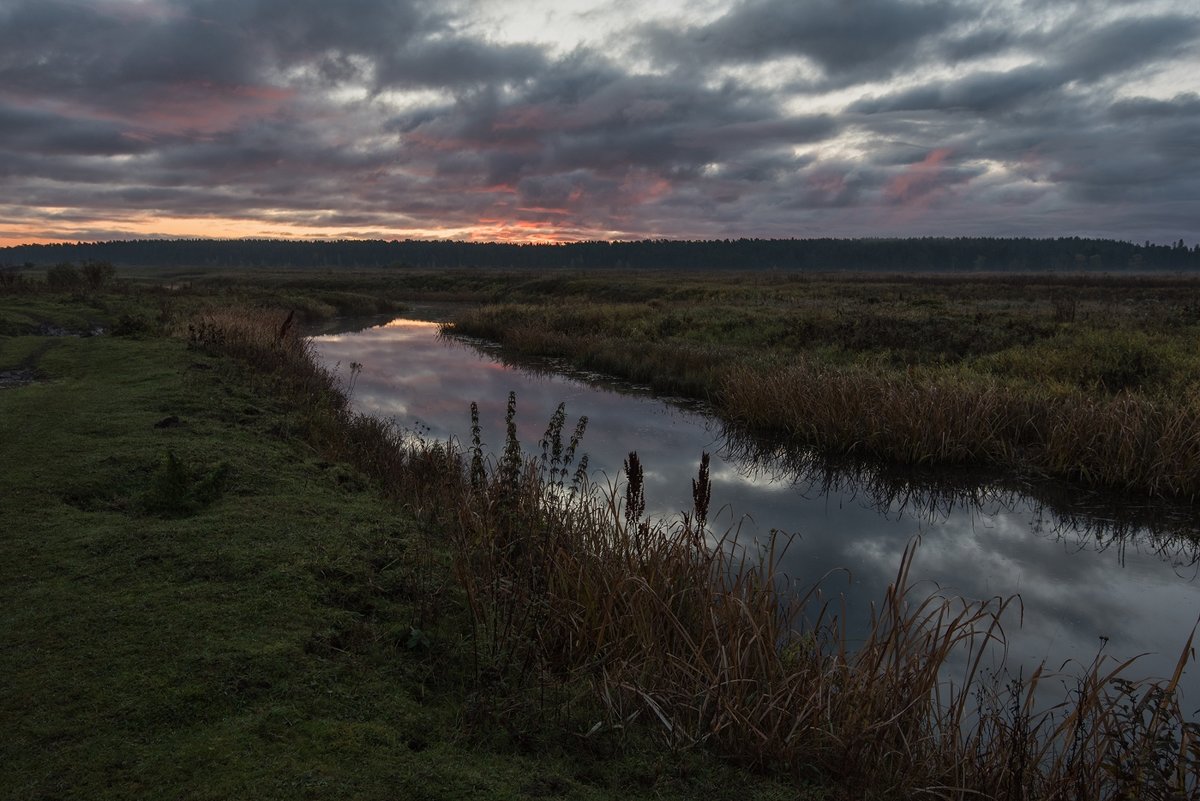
[314,313,1200,708]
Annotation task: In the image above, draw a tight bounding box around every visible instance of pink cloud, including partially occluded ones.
[2,79,295,140]
[129,82,296,135]
[619,172,672,206]
[884,147,953,206]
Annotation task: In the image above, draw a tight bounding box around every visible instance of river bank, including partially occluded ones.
[0,290,794,800]
[209,306,1200,799]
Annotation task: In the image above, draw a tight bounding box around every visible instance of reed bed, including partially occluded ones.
[721,363,1200,501]
[191,308,1200,800]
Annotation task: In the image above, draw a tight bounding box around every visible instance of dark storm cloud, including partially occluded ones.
[389,58,833,169]
[632,0,1200,236]
[851,14,1200,114]
[0,1,258,109]
[849,81,1200,211]
[0,0,1197,242]
[0,0,540,228]
[379,55,840,230]
[0,0,537,116]
[1111,92,1200,119]
[937,25,1015,64]
[372,39,546,89]
[0,104,148,156]
[643,0,960,79]
[849,65,1061,114]
[1053,101,1200,205]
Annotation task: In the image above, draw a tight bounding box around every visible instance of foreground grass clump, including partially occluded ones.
[443,272,1200,500]
[0,300,799,800]
[188,307,1200,800]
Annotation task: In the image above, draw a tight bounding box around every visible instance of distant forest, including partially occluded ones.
[3,237,1199,272]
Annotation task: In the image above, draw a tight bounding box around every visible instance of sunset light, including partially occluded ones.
[0,0,1196,246]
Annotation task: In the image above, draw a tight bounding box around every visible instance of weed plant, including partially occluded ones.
[190,306,1200,800]
[140,450,230,517]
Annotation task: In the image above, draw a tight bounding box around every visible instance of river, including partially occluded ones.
[312,311,1200,709]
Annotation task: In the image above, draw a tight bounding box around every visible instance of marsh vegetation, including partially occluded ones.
[5,264,1200,799]
[445,271,1200,500]
[201,304,1200,799]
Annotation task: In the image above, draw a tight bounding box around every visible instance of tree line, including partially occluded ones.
[3,236,1198,272]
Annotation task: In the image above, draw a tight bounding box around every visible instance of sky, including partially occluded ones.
[0,0,1198,246]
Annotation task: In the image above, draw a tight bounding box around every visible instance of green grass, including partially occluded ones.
[0,297,803,800]
[0,292,150,337]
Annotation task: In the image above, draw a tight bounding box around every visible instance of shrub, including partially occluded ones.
[46,263,83,292]
[0,267,32,294]
[112,313,154,337]
[81,260,116,290]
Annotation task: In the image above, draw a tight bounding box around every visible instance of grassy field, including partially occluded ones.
[5,268,1200,800]
[0,289,800,800]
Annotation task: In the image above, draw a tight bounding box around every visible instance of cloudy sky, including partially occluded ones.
[1,0,1198,245]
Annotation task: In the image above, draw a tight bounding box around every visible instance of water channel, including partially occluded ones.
[313,310,1200,710]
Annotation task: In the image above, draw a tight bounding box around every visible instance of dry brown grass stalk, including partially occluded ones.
[721,363,1200,502]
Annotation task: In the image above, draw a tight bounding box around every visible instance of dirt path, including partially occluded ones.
[0,338,57,389]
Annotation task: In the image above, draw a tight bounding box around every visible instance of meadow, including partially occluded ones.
[3,263,1199,799]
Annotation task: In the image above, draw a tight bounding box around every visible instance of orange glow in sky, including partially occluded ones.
[0,212,611,248]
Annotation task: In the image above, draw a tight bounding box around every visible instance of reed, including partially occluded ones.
[721,363,1200,501]
[448,429,1199,798]
[192,307,1200,800]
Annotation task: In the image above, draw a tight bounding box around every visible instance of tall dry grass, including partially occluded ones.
[721,363,1200,502]
[191,307,1200,799]
[450,424,1200,799]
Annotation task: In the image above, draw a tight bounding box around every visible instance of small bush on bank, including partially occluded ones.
[0,267,33,294]
[46,262,83,292]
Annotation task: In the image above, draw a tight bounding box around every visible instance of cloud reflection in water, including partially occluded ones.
[314,317,1200,705]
